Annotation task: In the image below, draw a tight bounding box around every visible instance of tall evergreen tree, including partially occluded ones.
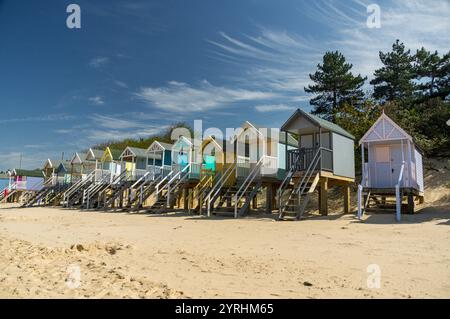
[304,51,367,121]
[414,48,441,97]
[433,51,450,100]
[370,40,415,103]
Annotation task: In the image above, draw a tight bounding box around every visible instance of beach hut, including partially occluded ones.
[55,160,73,185]
[119,147,150,180]
[4,169,45,203]
[84,148,104,173]
[0,172,12,202]
[100,147,122,179]
[134,136,202,213]
[43,158,62,182]
[202,121,298,217]
[146,141,173,176]
[171,136,200,175]
[279,109,355,220]
[69,152,87,182]
[357,112,425,221]
[189,136,236,213]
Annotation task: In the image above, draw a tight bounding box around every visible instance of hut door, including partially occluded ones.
[373,145,391,188]
[389,144,403,187]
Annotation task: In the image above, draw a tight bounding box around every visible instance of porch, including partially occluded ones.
[286,147,333,172]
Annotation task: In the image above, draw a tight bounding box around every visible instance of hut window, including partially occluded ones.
[244,136,250,158]
[374,146,390,162]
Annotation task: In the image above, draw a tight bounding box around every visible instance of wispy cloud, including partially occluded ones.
[88,96,105,105]
[114,80,128,88]
[0,113,75,124]
[54,113,169,144]
[208,0,450,98]
[89,56,110,68]
[254,104,296,113]
[307,0,450,76]
[91,114,148,130]
[135,80,276,112]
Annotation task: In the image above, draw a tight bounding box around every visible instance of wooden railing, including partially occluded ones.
[287,147,333,172]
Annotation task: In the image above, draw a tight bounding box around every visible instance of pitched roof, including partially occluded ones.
[86,148,104,160]
[281,109,355,140]
[13,169,44,178]
[359,112,413,145]
[55,160,72,173]
[127,147,148,157]
[202,136,236,153]
[233,121,298,147]
[157,142,173,150]
[147,140,174,153]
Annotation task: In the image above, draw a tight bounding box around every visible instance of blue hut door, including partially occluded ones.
[203,155,216,172]
[178,146,189,168]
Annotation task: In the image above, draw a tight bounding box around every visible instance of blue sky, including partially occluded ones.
[0,0,449,170]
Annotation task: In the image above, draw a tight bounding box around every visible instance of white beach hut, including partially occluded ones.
[357,112,425,221]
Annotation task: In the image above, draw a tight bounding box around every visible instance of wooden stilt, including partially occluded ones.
[271,184,276,211]
[183,188,189,210]
[343,184,350,214]
[407,194,414,214]
[266,185,272,214]
[319,178,328,216]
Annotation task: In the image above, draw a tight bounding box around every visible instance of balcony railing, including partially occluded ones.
[287,147,333,172]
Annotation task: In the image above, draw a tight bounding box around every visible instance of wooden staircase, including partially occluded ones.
[146,164,191,214]
[278,148,321,220]
[63,171,95,208]
[126,174,163,212]
[190,171,216,214]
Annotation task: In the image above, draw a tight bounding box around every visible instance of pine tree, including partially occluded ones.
[433,51,450,100]
[370,40,415,103]
[414,48,441,97]
[414,48,449,100]
[304,51,367,121]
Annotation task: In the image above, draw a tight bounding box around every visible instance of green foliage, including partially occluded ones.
[370,40,450,156]
[92,122,193,151]
[304,51,367,122]
[370,40,416,103]
[415,48,450,100]
[384,98,450,156]
[335,99,381,170]
[306,40,449,160]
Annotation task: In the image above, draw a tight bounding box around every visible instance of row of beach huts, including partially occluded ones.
[0,109,425,221]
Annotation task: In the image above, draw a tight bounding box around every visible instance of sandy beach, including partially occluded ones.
[0,200,449,298]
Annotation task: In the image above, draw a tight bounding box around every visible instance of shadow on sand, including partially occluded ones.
[352,205,450,225]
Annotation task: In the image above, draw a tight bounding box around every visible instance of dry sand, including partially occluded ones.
[0,204,449,298]
[0,159,449,299]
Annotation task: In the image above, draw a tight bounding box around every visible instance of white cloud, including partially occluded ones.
[91,114,147,130]
[254,104,296,113]
[114,80,128,88]
[88,96,105,105]
[0,114,75,124]
[208,0,450,97]
[89,56,110,68]
[135,80,276,112]
[53,113,168,144]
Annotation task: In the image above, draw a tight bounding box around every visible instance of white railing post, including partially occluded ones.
[357,184,363,219]
[395,161,405,222]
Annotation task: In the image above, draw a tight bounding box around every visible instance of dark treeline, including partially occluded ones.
[305,39,449,158]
